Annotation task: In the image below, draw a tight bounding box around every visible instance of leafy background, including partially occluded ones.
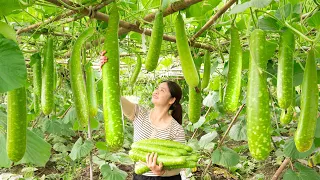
[0,0,320,179]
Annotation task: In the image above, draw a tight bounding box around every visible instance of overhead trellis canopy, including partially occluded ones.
[11,0,237,60]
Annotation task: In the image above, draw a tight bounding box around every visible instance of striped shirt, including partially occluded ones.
[133,104,186,176]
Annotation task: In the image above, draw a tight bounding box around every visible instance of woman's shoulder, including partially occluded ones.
[133,104,151,120]
[171,118,184,131]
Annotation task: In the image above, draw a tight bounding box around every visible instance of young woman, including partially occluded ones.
[121,81,185,180]
[100,52,186,179]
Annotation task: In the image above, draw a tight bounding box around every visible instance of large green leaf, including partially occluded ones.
[0,21,17,42]
[293,61,304,86]
[275,3,301,20]
[0,133,11,168]
[283,138,315,159]
[307,11,320,28]
[100,163,128,180]
[250,0,273,8]
[199,131,218,148]
[283,162,320,180]
[229,118,247,141]
[17,129,52,167]
[0,113,51,167]
[0,34,27,93]
[42,117,75,137]
[69,137,94,161]
[265,40,278,60]
[229,0,272,15]
[229,2,251,15]
[211,146,239,167]
[258,17,281,31]
[203,91,219,107]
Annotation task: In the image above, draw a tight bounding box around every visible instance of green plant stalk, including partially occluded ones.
[284,21,314,42]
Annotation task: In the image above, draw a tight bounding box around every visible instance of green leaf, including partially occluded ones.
[199,131,218,148]
[193,116,206,128]
[69,137,94,161]
[293,61,304,86]
[229,2,251,15]
[29,53,41,67]
[203,91,219,107]
[208,76,221,91]
[0,133,11,168]
[258,17,281,31]
[211,146,240,167]
[229,0,272,15]
[100,163,128,180]
[242,50,250,70]
[283,138,315,159]
[42,118,75,137]
[229,118,247,141]
[250,0,273,8]
[186,0,222,18]
[0,116,51,167]
[307,11,320,28]
[160,57,172,67]
[96,141,108,151]
[287,0,302,5]
[0,0,34,16]
[17,129,52,167]
[0,21,17,42]
[265,40,278,60]
[275,3,301,20]
[0,34,27,93]
[53,142,70,153]
[283,162,320,180]
[187,139,201,151]
[73,117,99,131]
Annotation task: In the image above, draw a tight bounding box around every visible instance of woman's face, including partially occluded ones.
[152,82,174,106]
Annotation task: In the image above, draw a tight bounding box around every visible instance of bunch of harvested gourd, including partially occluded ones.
[129,139,199,175]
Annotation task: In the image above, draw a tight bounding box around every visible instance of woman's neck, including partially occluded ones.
[151,105,170,123]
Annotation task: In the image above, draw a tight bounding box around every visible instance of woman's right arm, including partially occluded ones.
[121,96,136,121]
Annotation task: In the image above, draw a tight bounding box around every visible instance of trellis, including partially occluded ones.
[17,0,237,58]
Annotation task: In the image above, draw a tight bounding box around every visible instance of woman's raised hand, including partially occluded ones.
[99,50,108,70]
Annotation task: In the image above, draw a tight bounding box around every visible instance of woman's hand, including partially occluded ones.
[99,50,108,70]
[146,152,165,176]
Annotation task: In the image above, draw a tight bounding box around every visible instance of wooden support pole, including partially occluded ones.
[16,0,114,35]
[271,158,290,180]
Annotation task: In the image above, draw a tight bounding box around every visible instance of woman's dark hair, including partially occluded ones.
[163,81,183,125]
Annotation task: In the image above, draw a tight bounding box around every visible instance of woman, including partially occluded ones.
[101,52,186,179]
[121,81,185,180]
